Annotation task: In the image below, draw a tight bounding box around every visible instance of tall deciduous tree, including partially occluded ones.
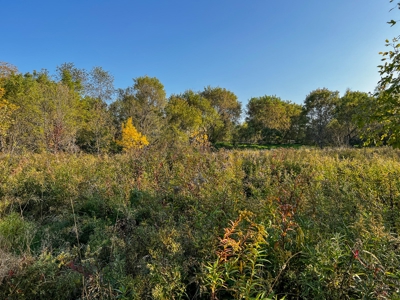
[3,71,81,152]
[76,97,115,153]
[56,63,117,153]
[303,88,339,148]
[39,83,80,152]
[111,76,166,142]
[165,95,203,142]
[355,91,400,146]
[78,66,115,153]
[56,63,87,94]
[368,1,400,147]
[200,86,242,143]
[0,62,18,83]
[329,90,371,147]
[56,63,115,101]
[0,63,19,152]
[86,66,115,102]
[3,71,53,152]
[244,96,302,144]
[165,90,221,146]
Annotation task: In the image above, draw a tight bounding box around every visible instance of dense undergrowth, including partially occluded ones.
[0,146,400,299]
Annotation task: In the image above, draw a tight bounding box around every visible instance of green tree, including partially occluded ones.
[76,66,115,153]
[355,92,400,146]
[0,62,18,83]
[76,97,115,154]
[111,76,166,142]
[0,62,19,152]
[86,66,115,102]
[329,90,371,147]
[56,63,117,153]
[303,88,339,148]
[165,90,221,146]
[1,63,117,153]
[200,86,242,143]
[133,75,166,139]
[56,63,115,101]
[39,83,81,152]
[3,71,81,152]
[56,62,87,94]
[165,95,203,143]
[373,1,400,146]
[3,71,52,152]
[378,0,400,94]
[244,95,302,144]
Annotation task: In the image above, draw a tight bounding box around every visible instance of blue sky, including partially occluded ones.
[1,0,397,107]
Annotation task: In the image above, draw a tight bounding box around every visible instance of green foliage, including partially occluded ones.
[2,71,82,152]
[0,213,36,254]
[4,59,398,152]
[76,97,115,154]
[1,128,400,299]
[0,91,19,151]
[372,1,400,147]
[200,86,242,143]
[244,96,303,144]
[202,211,270,299]
[331,90,370,147]
[5,57,400,298]
[111,76,167,142]
[165,90,222,147]
[0,252,83,300]
[303,88,340,148]
[0,61,18,83]
[56,63,115,101]
[0,60,386,151]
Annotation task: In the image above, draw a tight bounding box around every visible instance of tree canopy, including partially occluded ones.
[372,1,400,146]
[244,96,302,144]
[1,53,399,153]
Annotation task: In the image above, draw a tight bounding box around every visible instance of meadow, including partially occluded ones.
[0,146,399,299]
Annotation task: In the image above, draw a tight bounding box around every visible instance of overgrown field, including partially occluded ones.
[0,147,400,299]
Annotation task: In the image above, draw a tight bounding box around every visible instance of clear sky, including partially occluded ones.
[1,0,398,107]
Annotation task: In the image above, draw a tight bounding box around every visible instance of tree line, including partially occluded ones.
[0,60,397,153]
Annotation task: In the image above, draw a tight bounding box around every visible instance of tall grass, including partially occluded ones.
[0,147,399,299]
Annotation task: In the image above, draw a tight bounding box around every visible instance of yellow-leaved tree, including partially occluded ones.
[117,117,149,151]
